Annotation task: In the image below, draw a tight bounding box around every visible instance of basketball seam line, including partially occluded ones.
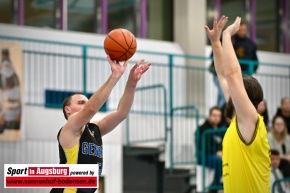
[117,30,135,60]
[118,30,131,60]
[107,34,128,51]
[121,30,131,48]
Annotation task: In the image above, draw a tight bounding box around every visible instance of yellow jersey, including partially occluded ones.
[222,115,270,193]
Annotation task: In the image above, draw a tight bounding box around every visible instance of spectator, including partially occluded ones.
[257,99,269,130]
[275,97,290,134]
[268,115,290,178]
[233,21,259,75]
[270,149,289,193]
[196,106,225,192]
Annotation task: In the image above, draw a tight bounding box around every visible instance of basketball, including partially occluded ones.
[104,28,137,61]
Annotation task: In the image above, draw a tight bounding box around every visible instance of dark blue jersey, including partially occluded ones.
[50,123,103,193]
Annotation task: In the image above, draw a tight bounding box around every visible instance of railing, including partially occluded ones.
[1,35,290,119]
[170,105,199,170]
[200,128,227,193]
[126,84,168,146]
[272,177,290,193]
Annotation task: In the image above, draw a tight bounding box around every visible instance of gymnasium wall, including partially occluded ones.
[0,23,290,193]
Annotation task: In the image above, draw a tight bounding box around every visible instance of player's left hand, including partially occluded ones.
[223,16,241,36]
[129,59,151,82]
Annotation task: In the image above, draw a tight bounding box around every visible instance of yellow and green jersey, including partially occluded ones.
[222,115,270,193]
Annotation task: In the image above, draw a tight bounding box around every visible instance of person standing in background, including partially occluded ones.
[232,21,259,75]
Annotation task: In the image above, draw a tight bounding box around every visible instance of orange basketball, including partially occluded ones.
[104,28,137,61]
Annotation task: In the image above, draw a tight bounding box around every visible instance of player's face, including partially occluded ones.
[68,94,88,116]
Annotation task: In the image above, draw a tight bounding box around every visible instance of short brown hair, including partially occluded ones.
[62,93,85,120]
[242,75,263,109]
[62,95,74,120]
[225,75,263,118]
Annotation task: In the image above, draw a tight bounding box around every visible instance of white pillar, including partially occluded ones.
[174,0,206,56]
[174,0,207,111]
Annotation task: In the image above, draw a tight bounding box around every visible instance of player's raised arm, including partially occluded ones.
[93,59,151,136]
[205,16,230,102]
[62,56,128,135]
[222,17,260,144]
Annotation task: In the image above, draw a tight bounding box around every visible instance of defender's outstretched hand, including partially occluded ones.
[205,15,228,42]
[129,59,151,83]
[223,16,241,37]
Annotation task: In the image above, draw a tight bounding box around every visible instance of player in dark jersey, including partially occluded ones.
[50,56,151,193]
